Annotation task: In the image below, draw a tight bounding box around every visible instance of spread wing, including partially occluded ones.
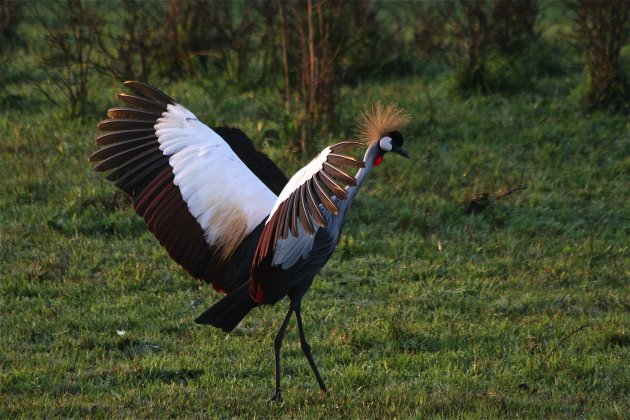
[90,81,283,293]
[249,142,364,302]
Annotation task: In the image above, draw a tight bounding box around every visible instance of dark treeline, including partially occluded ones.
[1,0,629,151]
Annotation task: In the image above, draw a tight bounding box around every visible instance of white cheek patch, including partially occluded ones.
[379,136,393,152]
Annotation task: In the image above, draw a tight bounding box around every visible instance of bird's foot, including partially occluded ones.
[319,387,328,399]
[269,389,283,404]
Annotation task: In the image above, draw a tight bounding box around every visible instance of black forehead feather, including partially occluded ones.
[387,131,404,147]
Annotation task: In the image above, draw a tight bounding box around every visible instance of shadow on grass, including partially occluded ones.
[86,367,204,388]
[350,328,470,354]
[130,367,203,384]
[80,336,163,360]
[46,192,146,237]
[396,334,447,353]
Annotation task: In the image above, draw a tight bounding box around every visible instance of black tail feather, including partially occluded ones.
[195,284,257,332]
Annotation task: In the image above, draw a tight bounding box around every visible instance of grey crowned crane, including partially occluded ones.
[90,81,411,401]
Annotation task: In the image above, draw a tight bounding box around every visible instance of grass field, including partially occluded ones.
[2,12,630,418]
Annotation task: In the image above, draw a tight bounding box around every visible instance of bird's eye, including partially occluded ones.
[379,137,392,152]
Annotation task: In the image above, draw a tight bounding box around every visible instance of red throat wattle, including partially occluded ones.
[374,155,383,167]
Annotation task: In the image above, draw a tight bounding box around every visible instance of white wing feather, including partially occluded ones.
[271,219,319,268]
[155,103,277,249]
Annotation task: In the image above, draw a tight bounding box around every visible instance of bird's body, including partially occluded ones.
[91,82,410,400]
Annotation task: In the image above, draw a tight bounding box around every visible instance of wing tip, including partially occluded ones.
[122,81,176,105]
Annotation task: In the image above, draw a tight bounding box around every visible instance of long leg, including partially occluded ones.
[270,305,294,402]
[294,302,328,393]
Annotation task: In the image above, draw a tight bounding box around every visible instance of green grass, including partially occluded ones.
[2,15,630,416]
[2,73,628,417]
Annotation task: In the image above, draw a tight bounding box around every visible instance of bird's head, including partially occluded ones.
[374,131,409,166]
[355,102,411,167]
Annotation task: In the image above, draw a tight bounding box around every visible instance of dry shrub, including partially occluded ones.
[491,0,538,55]
[413,2,449,59]
[156,0,215,79]
[449,0,491,92]
[275,0,361,155]
[568,0,630,113]
[1,0,22,54]
[97,0,160,82]
[34,0,102,117]
[0,0,23,92]
[152,0,263,84]
[447,0,539,93]
[199,2,265,85]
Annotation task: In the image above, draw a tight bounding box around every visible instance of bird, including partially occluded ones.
[90,81,411,401]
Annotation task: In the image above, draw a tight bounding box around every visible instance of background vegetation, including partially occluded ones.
[1,0,629,417]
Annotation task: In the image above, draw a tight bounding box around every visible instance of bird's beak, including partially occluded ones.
[392,145,409,159]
